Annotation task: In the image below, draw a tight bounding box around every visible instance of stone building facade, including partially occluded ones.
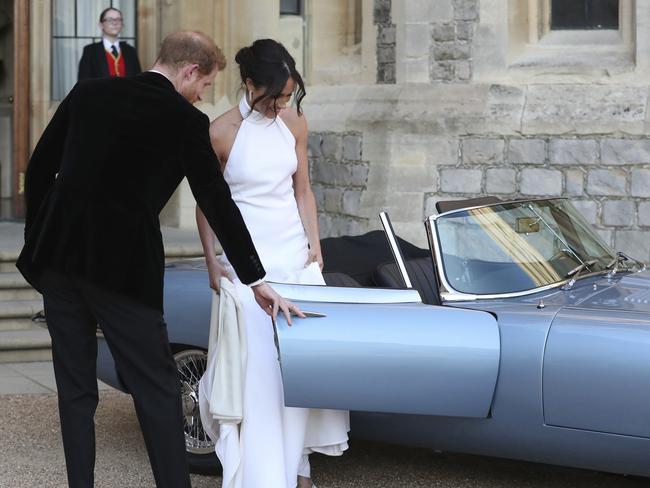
[304,0,650,264]
[12,0,650,262]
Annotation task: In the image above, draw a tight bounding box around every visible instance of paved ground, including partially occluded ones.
[0,365,647,488]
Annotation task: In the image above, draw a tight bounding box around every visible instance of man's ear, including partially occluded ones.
[185,64,200,80]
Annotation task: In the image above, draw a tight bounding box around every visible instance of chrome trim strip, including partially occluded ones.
[269,282,422,304]
[379,211,413,288]
[430,197,568,221]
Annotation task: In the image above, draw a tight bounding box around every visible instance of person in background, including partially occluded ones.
[78,7,141,81]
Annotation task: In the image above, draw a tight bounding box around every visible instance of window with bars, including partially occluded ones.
[551,0,619,30]
[52,0,137,101]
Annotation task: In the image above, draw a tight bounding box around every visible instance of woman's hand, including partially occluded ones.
[305,246,324,271]
[207,261,233,292]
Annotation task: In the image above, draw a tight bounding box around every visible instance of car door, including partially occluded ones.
[272,283,501,418]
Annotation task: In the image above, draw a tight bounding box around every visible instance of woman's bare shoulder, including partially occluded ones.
[279,107,307,138]
[210,107,242,137]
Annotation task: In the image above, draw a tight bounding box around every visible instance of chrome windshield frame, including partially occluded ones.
[425,198,609,302]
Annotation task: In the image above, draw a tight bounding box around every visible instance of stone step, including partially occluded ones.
[0,299,44,319]
[0,288,41,300]
[0,271,39,300]
[0,329,52,364]
[0,271,30,289]
[0,317,42,332]
[0,261,17,273]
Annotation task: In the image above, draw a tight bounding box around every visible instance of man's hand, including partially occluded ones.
[251,282,304,325]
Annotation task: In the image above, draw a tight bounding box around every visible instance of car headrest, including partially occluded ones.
[322,272,362,288]
[321,230,429,287]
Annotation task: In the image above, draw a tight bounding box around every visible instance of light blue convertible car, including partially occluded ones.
[96,197,650,477]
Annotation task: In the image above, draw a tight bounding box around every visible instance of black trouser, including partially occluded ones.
[40,270,191,488]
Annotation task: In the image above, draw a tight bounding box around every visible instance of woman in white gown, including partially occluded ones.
[196,39,350,488]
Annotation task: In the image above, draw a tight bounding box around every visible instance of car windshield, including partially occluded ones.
[434,199,616,295]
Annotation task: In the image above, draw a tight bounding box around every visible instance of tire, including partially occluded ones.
[172,347,222,475]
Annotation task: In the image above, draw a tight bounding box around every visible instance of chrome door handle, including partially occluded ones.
[296,310,326,318]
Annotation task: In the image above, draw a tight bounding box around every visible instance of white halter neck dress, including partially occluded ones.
[207,97,350,488]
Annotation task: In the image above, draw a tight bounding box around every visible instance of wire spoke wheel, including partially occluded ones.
[173,349,214,455]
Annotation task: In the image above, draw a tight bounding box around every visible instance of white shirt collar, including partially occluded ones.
[147,69,173,84]
[102,37,120,53]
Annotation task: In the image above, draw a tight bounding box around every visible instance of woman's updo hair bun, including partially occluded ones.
[235,39,306,116]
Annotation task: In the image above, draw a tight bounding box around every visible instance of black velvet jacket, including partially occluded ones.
[78,41,142,80]
[17,72,265,311]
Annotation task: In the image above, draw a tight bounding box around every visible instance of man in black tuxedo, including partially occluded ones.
[17,31,300,488]
[78,7,141,80]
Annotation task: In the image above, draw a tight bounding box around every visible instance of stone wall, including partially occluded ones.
[304,81,650,262]
[308,131,370,236]
[309,130,650,260]
[428,136,650,259]
[374,0,396,84]
[430,0,478,82]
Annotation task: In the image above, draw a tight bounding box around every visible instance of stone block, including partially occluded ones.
[318,213,333,238]
[307,133,322,158]
[312,161,351,186]
[485,168,516,194]
[404,0,453,22]
[601,138,650,165]
[432,23,455,42]
[595,229,613,248]
[324,187,342,213]
[378,63,396,84]
[587,169,627,196]
[631,169,650,197]
[455,61,472,81]
[342,134,362,161]
[382,192,425,221]
[342,189,363,215]
[508,139,546,165]
[374,0,391,24]
[522,85,647,135]
[638,202,650,226]
[378,45,396,64]
[462,138,505,165]
[440,168,482,193]
[402,58,430,83]
[565,169,584,196]
[377,24,396,45]
[430,61,454,82]
[572,200,598,225]
[615,230,650,262]
[350,164,370,187]
[432,41,471,61]
[432,0,455,21]
[430,137,460,165]
[520,169,562,196]
[456,21,475,41]
[321,134,342,160]
[602,200,635,227]
[312,184,325,209]
[405,23,431,58]
[453,0,479,20]
[549,139,599,165]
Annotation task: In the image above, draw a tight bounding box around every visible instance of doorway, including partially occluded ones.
[0,0,12,218]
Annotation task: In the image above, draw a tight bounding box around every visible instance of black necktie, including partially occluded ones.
[111,45,119,58]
